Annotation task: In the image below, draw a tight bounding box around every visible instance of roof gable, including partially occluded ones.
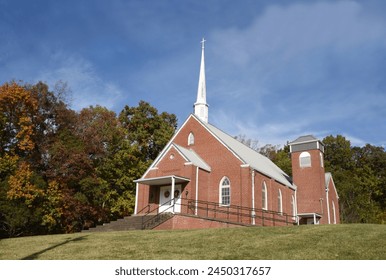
[325,172,339,199]
[141,116,212,178]
[151,143,211,173]
[174,144,211,172]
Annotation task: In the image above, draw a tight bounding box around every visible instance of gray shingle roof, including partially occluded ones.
[289,135,318,144]
[203,120,294,189]
[174,144,211,172]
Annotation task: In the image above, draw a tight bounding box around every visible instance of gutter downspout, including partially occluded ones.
[295,188,299,225]
[195,166,199,215]
[251,169,255,225]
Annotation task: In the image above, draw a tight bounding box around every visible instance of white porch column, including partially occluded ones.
[134,182,139,214]
[171,176,175,213]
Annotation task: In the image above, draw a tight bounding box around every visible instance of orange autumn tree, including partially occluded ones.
[0,82,42,236]
[7,161,43,207]
[0,82,37,155]
[0,82,70,235]
[0,82,42,204]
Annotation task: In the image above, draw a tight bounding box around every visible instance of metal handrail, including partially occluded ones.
[137,204,151,215]
[186,198,294,226]
[141,199,175,229]
[140,198,296,229]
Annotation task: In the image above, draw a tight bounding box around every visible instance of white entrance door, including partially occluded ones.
[159,185,182,213]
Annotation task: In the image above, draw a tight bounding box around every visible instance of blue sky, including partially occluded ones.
[1,0,386,148]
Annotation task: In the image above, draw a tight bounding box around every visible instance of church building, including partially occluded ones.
[134,40,340,229]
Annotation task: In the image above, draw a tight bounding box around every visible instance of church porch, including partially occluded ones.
[134,175,190,215]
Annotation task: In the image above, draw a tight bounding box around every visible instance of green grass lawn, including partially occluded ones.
[0,224,385,260]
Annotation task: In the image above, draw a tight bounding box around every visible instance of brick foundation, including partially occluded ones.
[154,214,243,230]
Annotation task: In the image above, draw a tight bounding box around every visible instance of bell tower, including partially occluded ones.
[289,135,328,224]
[194,38,209,123]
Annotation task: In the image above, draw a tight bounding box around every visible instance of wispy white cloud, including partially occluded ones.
[35,50,123,111]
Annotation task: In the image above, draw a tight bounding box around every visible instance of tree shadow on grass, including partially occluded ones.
[21,235,89,260]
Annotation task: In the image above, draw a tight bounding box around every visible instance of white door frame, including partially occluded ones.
[159,184,182,213]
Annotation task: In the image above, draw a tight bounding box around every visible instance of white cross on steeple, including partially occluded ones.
[201,38,206,49]
[194,38,209,123]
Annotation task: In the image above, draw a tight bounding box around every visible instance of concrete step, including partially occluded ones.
[83,215,144,232]
[83,213,173,233]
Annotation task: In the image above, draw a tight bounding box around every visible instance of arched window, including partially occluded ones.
[299,151,311,167]
[188,132,195,145]
[220,177,230,206]
[332,201,337,224]
[278,189,283,214]
[291,195,296,220]
[262,181,268,210]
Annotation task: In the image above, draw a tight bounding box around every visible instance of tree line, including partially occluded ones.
[0,81,177,237]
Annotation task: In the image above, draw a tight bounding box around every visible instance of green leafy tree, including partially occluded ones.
[41,180,64,232]
[323,135,385,223]
[323,135,354,171]
[272,145,292,177]
[353,145,386,207]
[119,101,177,162]
[97,141,148,219]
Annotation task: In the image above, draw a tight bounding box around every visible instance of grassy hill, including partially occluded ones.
[1,224,385,260]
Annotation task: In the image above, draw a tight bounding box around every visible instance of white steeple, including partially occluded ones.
[194,38,209,123]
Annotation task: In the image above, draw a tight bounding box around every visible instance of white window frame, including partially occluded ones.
[278,189,283,214]
[188,132,195,146]
[299,151,311,167]
[262,181,268,210]
[219,177,231,206]
[332,201,337,224]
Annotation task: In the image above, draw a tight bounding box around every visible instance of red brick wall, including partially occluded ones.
[154,214,243,230]
[251,172,296,226]
[136,184,151,214]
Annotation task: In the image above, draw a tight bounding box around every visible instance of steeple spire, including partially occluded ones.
[194,38,209,123]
